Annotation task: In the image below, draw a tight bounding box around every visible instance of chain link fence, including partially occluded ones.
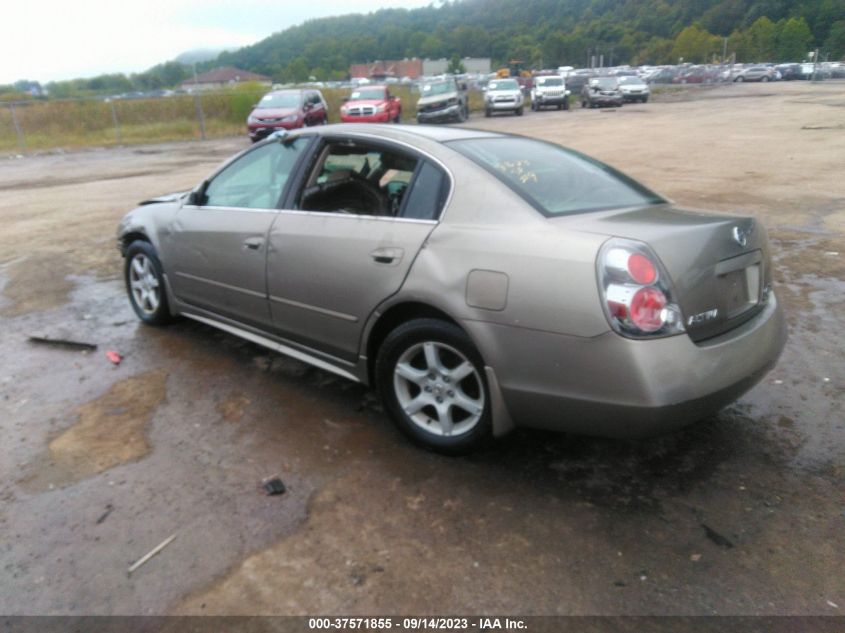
[0,89,269,155]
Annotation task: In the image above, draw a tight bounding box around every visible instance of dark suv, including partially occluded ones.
[247,89,328,142]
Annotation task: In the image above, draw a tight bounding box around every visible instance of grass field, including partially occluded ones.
[0,85,501,154]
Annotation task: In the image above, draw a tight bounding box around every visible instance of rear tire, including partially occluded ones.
[124,241,174,326]
[485,108,491,118]
[516,106,523,116]
[376,319,492,454]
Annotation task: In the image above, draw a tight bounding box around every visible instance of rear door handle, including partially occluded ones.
[370,247,404,265]
[243,237,264,250]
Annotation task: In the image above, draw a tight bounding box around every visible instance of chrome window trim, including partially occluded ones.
[275,209,437,225]
[182,204,280,214]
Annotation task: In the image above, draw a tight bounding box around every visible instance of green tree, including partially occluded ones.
[776,17,814,61]
[446,55,466,74]
[671,25,720,63]
[745,16,777,61]
[824,20,845,59]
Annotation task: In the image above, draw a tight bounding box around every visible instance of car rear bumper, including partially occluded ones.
[465,294,786,439]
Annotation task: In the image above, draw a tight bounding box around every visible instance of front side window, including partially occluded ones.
[203,139,307,209]
[299,142,418,216]
[449,138,664,217]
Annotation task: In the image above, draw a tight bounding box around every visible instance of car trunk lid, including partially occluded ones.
[559,204,771,342]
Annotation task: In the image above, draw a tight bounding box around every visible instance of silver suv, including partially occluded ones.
[484,78,524,117]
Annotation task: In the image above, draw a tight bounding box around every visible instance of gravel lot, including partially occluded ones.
[0,81,843,616]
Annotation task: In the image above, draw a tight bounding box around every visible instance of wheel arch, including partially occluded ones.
[362,299,516,438]
[364,300,461,385]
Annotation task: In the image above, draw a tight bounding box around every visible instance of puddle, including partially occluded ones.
[19,370,167,491]
[0,254,75,316]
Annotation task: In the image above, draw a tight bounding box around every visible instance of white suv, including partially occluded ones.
[530,75,570,111]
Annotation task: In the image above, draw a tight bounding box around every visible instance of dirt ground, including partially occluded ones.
[0,81,843,617]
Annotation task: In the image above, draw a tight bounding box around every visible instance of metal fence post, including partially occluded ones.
[109,100,122,143]
[9,103,26,153]
[193,92,207,141]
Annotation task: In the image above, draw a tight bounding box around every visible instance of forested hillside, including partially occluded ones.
[214,0,845,82]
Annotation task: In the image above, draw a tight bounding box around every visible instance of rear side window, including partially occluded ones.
[401,162,449,221]
[448,138,664,216]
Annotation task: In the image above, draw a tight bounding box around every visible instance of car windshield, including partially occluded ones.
[536,77,563,86]
[619,77,645,85]
[448,138,665,216]
[591,78,618,89]
[257,92,301,109]
[350,88,386,100]
[488,79,519,91]
[422,82,454,96]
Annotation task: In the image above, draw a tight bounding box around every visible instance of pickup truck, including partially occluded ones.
[340,85,402,123]
[416,77,469,124]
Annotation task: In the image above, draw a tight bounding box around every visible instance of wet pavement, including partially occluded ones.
[0,83,843,616]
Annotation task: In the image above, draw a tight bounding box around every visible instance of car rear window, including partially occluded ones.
[448,138,664,216]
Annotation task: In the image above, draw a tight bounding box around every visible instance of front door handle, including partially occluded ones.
[243,237,264,251]
[370,247,404,265]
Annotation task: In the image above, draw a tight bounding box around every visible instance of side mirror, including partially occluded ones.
[342,97,349,102]
[460,82,468,91]
[188,181,208,206]
[303,102,312,111]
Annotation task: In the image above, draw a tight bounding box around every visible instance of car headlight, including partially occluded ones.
[247,115,258,124]
[375,104,386,113]
[282,115,298,122]
[447,97,459,106]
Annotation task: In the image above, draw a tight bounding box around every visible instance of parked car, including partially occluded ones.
[581,77,624,108]
[484,78,525,117]
[118,125,785,453]
[734,66,776,82]
[340,85,402,123]
[416,77,468,124]
[247,89,328,142]
[530,75,570,111]
[618,76,650,102]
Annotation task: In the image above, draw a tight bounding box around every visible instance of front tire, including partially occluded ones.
[516,106,523,116]
[485,108,491,118]
[124,241,173,326]
[376,319,491,454]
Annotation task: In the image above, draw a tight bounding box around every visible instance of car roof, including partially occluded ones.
[287,124,503,144]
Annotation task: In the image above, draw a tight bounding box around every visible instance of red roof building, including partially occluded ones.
[181,67,272,91]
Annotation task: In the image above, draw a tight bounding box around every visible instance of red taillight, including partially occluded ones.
[627,253,656,285]
[598,238,684,338]
[630,287,667,332]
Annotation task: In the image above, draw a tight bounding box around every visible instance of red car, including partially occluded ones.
[247,89,328,142]
[340,85,402,123]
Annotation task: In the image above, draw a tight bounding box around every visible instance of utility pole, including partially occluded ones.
[9,103,25,153]
[192,63,207,141]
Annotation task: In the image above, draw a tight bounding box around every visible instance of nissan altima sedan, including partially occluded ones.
[117,125,786,453]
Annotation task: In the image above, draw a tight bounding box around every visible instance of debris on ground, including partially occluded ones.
[96,504,114,525]
[28,336,97,352]
[105,350,123,365]
[127,533,177,574]
[262,476,286,496]
[702,524,734,549]
[690,553,702,562]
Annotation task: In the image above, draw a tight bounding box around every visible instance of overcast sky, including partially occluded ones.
[0,0,435,84]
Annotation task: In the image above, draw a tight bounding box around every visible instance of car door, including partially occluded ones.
[266,137,450,362]
[163,137,311,329]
